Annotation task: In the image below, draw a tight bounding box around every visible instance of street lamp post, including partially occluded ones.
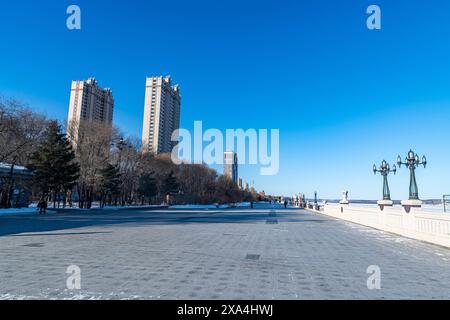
[339,190,349,205]
[116,137,126,166]
[373,160,396,207]
[314,191,318,210]
[397,150,427,208]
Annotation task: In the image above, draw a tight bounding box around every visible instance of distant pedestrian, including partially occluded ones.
[37,198,47,215]
[41,198,48,215]
[284,200,287,209]
[37,199,43,214]
[250,201,254,209]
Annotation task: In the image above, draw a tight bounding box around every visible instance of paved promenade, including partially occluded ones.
[1,204,450,299]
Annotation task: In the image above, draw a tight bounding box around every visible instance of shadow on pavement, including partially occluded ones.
[0,207,321,237]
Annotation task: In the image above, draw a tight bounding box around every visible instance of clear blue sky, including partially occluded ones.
[1,0,450,199]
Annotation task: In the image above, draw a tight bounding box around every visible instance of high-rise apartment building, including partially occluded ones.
[67,78,114,144]
[142,76,181,154]
[224,151,238,184]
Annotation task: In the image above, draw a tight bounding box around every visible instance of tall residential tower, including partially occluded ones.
[67,78,114,144]
[142,76,181,154]
[224,151,238,184]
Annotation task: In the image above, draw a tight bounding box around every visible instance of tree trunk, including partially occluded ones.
[6,163,15,209]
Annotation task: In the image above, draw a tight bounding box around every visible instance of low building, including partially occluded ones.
[0,163,33,208]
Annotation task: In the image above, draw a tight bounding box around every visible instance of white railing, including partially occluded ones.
[317,204,450,248]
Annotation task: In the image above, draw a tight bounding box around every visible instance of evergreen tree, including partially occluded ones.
[163,171,179,196]
[161,171,179,205]
[28,121,80,207]
[99,163,121,207]
[137,172,157,205]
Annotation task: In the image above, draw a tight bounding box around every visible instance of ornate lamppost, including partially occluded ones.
[314,191,318,210]
[339,190,349,205]
[300,193,306,208]
[397,150,427,208]
[373,160,396,207]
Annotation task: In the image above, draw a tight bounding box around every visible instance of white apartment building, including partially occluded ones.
[224,151,238,184]
[67,78,114,144]
[142,76,181,154]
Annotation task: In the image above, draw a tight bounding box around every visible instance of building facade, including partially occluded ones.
[142,76,181,154]
[224,151,238,184]
[238,178,243,190]
[67,78,114,144]
[0,163,32,208]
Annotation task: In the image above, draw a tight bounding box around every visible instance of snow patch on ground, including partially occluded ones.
[0,162,28,171]
[0,204,166,216]
[342,221,414,244]
[234,202,251,207]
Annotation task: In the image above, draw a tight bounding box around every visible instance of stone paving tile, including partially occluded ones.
[1,206,450,299]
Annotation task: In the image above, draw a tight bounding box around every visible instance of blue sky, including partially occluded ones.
[1,0,450,199]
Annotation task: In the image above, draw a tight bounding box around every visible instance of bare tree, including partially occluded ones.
[114,136,143,205]
[1,97,255,209]
[0,98,47,208]
[68,119,115,208]
[0,98,47,164]
[177,163,217,204]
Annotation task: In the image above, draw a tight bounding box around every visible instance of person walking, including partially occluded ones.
[37,198,43,215]
[284,200,288,209]
[41,198,48,215]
